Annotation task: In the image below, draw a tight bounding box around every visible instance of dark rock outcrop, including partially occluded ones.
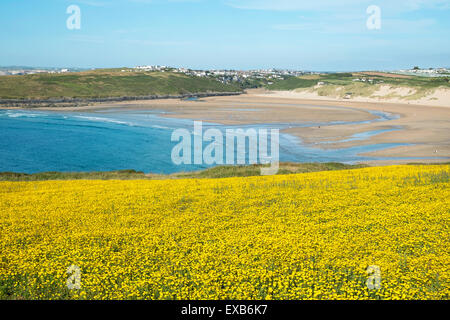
[0,92,243,108]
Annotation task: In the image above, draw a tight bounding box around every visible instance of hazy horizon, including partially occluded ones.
[1,64,449,73]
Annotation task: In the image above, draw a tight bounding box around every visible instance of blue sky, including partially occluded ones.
[1,0,449,71]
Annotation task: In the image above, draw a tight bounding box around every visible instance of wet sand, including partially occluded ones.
[14,89,450,164]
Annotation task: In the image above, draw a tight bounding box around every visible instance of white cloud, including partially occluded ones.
[73,0,110,7]
[225,0,363,11]
[67,35,106,43]
[125,39,193,46]
[272,18,436,34]
[225,0,450,12]
[127,0,202,3]
[72,0,202,5]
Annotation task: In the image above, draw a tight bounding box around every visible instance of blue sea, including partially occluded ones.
[0,108,435,174]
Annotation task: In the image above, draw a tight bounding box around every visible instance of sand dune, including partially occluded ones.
[261,86,450,108]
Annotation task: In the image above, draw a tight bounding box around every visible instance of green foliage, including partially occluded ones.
[266,72,450,92]
[3,163,447,182]
[0,163,370,181]
[267,77,318,90]
[0,70,242,100]
[0,170,148,181]
[181,162,368,179]
[322,73,354,79]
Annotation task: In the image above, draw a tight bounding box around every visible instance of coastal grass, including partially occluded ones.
[269,72,450,89]
[267,72,450,99]
[179,162,369,179]
[4,162,449,182]
[0,170,150,182]
[0,163,370,181]
[2,162,448,181]
[0,69,242,100]
[313,82,381,99]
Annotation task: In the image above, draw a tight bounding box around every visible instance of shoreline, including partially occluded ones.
[2,89,449,165]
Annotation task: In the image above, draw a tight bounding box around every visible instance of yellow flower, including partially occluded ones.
[0,165,448,300]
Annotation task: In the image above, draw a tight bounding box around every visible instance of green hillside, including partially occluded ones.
[0,69,242,100]
[266,72,450,100]
[267,72,450,91]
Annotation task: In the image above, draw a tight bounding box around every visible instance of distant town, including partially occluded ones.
[393,67,450,77]
[1,65,449,87]
[0,67,85,76]
[130,65,313,86]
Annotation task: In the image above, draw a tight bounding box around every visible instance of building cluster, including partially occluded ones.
[132,65,311,84]
[134,65,169,72]
[395,68,450,77]
[352,78,384,84]
[0,68,70,76]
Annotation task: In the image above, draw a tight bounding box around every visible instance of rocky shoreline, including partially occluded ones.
[0,91,243,108]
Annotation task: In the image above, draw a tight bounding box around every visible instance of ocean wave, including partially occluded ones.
[151,125,170,130]
[73,115,136,126]
[4,111,46,118]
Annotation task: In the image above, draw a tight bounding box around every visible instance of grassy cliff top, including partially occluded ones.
[266,72,450,101]
[267,72,450,91]
[0,68,242,100]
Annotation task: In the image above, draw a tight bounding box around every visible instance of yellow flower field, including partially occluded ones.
[0,165,449,300]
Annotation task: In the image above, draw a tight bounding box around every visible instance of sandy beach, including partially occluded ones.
[7,89,449,165]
